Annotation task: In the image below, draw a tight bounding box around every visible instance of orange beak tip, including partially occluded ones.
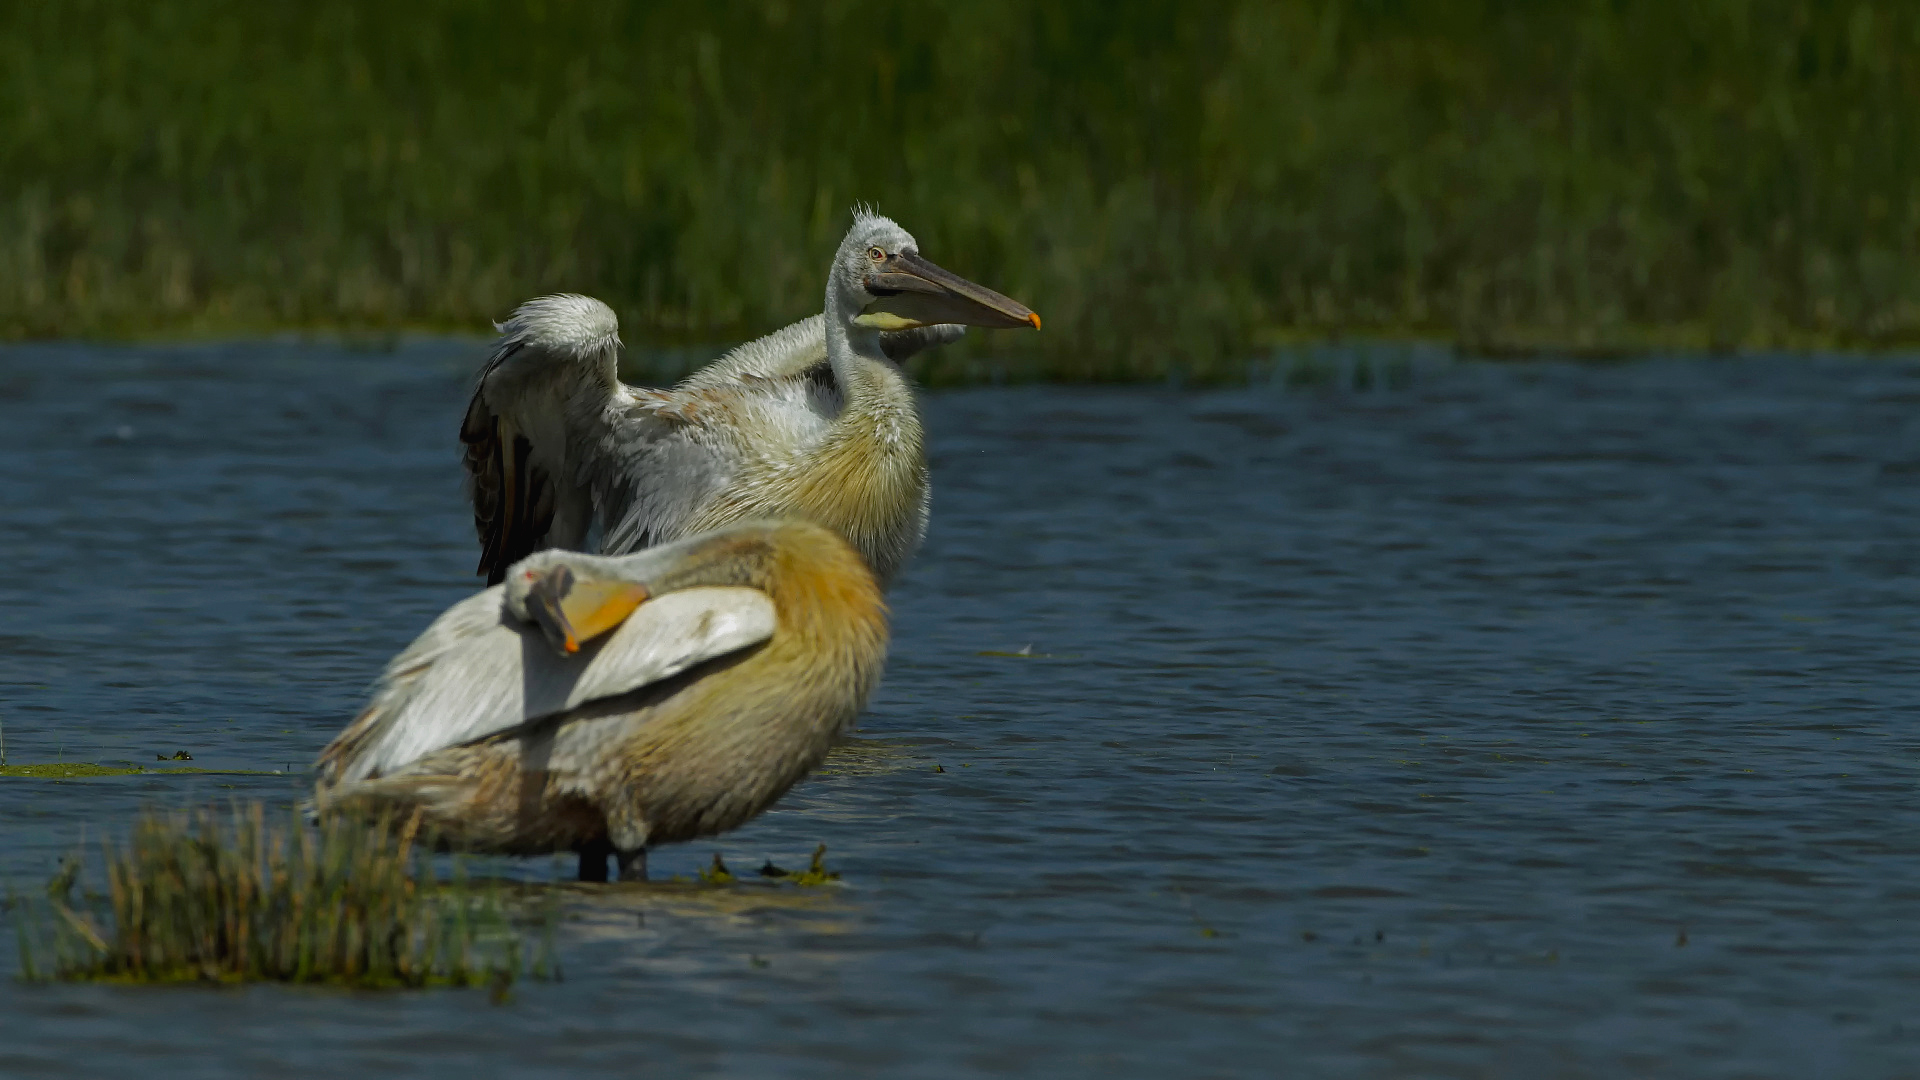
[1028,313,1042,330]
[563,637,579,654]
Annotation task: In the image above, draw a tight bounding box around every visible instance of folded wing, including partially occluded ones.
[327,586,776,783]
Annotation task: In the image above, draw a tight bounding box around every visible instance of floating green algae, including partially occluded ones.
[12,802,558,988]
[2,763,153,779]
[0,762,285,779]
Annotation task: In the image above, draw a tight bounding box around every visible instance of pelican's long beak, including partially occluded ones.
[856,252,1041,332]
[524,566,650,656]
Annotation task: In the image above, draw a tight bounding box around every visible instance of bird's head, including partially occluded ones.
[830,208,1040,339]
[504,549,650,656]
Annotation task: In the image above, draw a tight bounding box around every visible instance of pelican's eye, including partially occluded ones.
[866,246,887,262]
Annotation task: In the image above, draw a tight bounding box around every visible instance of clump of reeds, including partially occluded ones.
[12,803,557,988]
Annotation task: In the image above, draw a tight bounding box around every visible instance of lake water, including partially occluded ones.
[1,341,1917,1078]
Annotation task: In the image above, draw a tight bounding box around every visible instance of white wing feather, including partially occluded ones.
[675,313,963,388]
[341,586,775,782]
[677,314,829,389]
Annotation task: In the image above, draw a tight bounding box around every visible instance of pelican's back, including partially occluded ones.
[585,520,890,845]
[314,520,888,859]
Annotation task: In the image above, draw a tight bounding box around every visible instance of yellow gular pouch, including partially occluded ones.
[855,289,991,331]
[853,309,933,331]
[551,580,651,652]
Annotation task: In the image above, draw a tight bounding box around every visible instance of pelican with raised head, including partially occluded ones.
[461,208,1039,587]
[314,518,888,882]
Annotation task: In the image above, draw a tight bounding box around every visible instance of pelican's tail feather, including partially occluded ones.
[311,773,482,826]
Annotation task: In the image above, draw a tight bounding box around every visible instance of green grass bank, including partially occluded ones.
[3,1,1916,379]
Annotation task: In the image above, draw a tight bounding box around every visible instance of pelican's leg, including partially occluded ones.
[578,837,613,882]
[617,848,649,882]
[607,803,650,882]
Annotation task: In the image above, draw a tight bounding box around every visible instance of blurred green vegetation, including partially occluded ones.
[2,1,1916,379]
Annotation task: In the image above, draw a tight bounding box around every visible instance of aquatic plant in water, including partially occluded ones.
[689,846,841,888]
[759,845,842,888]
[11,803,558,988]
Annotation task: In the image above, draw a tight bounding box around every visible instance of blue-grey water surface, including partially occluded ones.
[1,342,1917,1078]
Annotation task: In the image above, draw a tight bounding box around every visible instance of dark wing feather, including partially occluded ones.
[460,389,555,585]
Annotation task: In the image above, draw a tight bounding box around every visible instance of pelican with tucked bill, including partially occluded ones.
[313,519,887,882]
[460,209,1040,588]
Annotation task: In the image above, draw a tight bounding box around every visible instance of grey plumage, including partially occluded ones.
[460,209,1037,588]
